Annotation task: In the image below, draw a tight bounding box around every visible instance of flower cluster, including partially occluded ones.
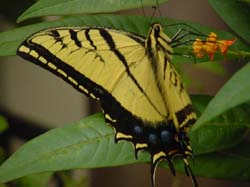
[192,32,236,60]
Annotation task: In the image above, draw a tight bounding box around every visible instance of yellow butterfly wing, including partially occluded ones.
[18,27,167,122]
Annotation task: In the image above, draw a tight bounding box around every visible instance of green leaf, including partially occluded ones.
[175,138,250,181]
[0,114,148,183]
[0,116,8,133]
[190,95,249,155]
[17,0,168,22]
[208,0,250,44]
[193,63,250,131]
[191,124,247,155]
[0,95,249,183]
[191,101,250,155]
[174,96,250,180]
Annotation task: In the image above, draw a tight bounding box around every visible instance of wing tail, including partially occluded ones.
[150,154,177,187]
[184,158,198,187]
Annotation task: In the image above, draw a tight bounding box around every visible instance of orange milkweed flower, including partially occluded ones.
[192,32,236,60]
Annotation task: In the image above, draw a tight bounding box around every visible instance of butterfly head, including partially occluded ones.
[151,23,162,34]
[150,23,171,42]
[146,23,173,62]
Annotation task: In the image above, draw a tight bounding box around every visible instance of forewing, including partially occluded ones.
[17,26,168,127]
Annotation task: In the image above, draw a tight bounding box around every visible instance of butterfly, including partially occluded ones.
[17,23,197,187]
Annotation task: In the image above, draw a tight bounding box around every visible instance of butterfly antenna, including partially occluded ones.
[148,0,165,24]
[149,5,157,24]
[140,0,153,26]
[155,0,165,23]
[150,0,165,24]
[140,0,146,17]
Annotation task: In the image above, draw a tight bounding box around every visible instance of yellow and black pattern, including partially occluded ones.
[17,24,197,187]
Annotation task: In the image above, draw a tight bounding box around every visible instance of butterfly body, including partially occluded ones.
[17,23,197,186]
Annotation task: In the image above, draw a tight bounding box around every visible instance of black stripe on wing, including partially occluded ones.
[176,104,196,128]
[69,29,82,47]
[85,29,97,50]
[17,41,108,101]
[98,28,165,118]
